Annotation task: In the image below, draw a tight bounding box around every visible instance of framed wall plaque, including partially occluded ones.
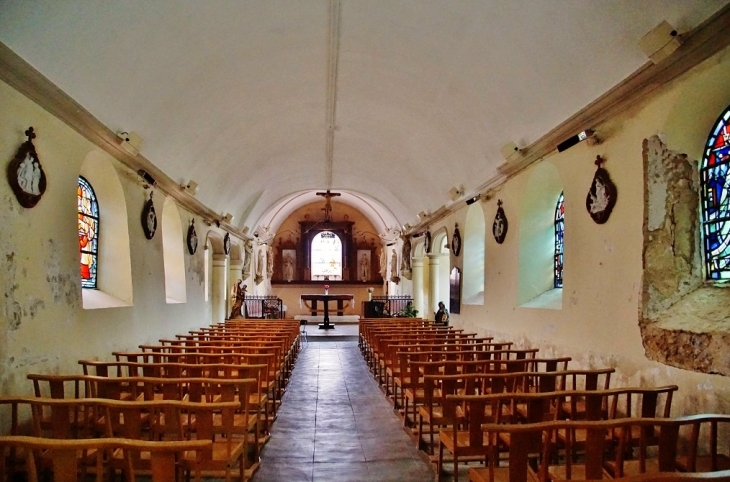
[492,200,508,244]
[451,223,462,256]
[141,191,157,239]
[224,233,231,255]
[187,219,198,254]
[7,127,47,208]
[586,155,617,224]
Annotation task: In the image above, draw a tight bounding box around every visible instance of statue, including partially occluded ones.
[401,236,411,272]
[359,253,370,281]
[283,253,295,282]
[242,239,253,279]
[435,301,449,326]
[229,280,247,319]
[390,248,399,283]
[378,248,387,279]
[266,245,274,280]
[254,247,264,285]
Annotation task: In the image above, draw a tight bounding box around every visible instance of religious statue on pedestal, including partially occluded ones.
[229,279,247,319]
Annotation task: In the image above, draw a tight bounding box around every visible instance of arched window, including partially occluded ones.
[700,105,730,280]
[78,176,99,289]
[311,231,342,280]
[554,191,565,288]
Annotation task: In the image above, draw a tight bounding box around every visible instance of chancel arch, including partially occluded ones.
[518,161,563,309]
[161,197,186,304]
[462,202,485,305]
[78,151,133,309]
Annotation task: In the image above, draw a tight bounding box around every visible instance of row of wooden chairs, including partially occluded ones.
[1,319,302,481]
[358,319,725,482]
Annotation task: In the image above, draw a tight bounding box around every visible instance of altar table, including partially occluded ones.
[300,294,354,330]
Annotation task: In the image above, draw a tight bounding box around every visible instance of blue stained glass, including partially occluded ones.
[554,191,565,288]
[701,105,730,280]
[78,176,99,289]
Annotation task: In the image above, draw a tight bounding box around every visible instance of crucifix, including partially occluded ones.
[316,189,341,222]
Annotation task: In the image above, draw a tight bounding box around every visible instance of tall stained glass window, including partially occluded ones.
[554,191,565,288]
[311,231,343,280]
[701,106,730,280]
[78,176,99,289]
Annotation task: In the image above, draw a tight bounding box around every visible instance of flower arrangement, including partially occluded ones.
[324,284,330,295]
[367,287,374,294]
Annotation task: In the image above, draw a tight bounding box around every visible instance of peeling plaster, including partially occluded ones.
[641,135,730,376]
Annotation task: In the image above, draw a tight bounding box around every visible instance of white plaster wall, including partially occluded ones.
[0,80,216,398]
[422,47,730,416]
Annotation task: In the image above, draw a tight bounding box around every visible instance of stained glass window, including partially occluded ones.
[311,231,343,280]
[554,191,565,288]
[701,106,730,280]
[78,176,99,289]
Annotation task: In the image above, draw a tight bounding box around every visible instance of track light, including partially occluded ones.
[222,213,233,223]
[117,131,142,156]
[557,129,597,153]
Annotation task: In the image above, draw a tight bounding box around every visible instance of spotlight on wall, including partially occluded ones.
[557,129,596,153]
[221,213,234,224]
[242,226,250,235]
[418,211,428,220]
[181,180,199,196]
[465,194,481,205]
[117,131,143,156]
[500,141,523,163]
[448,186,464,201]
[639,20,682,64]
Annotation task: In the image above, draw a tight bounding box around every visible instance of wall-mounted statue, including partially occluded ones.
[254,247,264,285]
[229,279,247,319]
[266,245,274,280]
[379,248,387,279]
[401,235,412,279]
[390,248,400,284]
[242,239,253,279]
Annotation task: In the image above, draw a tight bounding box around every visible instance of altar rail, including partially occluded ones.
[370,296,414,317]
[244,296,284,319]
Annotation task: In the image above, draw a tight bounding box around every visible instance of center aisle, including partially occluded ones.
[252,341,434,482]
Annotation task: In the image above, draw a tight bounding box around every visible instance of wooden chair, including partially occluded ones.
[0,435,212,482]
[672,414,730,473]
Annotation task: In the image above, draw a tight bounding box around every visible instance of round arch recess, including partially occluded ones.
[161,197,187,304]
[517,161,563,309]
[79,150,133,309]
[463,202,485,305]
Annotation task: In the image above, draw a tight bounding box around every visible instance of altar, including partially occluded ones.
[300,293,355,330]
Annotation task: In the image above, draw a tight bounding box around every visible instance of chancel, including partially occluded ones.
[2,2,730,481]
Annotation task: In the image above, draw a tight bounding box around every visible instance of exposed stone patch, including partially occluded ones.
[641,135,730,376]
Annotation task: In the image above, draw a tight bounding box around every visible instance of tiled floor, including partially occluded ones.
[252,341,435,482]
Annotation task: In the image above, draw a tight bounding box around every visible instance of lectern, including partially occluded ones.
[300,294,354,330]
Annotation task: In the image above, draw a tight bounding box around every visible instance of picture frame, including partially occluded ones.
[357,249,372,282]
[282,248,297,282]
[7,127,46,209]
[449,266,461,314]
[187,219,198,254]
[141,191,157,239]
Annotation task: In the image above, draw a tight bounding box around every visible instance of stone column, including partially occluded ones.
[412,257,425,320]
[211,254,228,323]
[427,254,441,320]
[228,259,243,317]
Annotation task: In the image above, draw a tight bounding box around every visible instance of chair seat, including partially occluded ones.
[606,458,662,477]
[469,466,539,482]
[676,455,730,473]
[549,463,613,481]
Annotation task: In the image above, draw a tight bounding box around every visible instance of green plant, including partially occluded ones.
[397,302,418,318]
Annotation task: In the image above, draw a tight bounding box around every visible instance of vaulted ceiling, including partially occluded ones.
[0,0,727,234]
